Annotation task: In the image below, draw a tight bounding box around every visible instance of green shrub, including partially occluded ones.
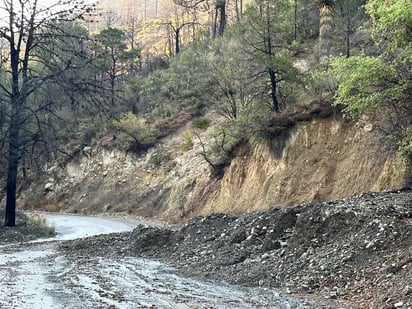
[151,154,162,166]
[182,131,194,150]
[193,117,211,130]
[77,120,101,144]
[112,112,155,150]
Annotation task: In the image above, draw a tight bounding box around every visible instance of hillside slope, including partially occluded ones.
[19,115,410,221]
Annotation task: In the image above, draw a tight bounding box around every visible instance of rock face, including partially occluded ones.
[64,189,412,308]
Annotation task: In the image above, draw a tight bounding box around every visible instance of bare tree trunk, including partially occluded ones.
[175,28,181,54]
[218,2,226,36]
[5,42,22,227]
[5,88,20,227]
[268,68,280,113]
[235,0,243,21]
[5,126,19,227]
[345,15,351,58]
[294,0,298,41]
[110,55,116,107]
[263,1,280,113]
[213,0,226,37]
[213,7,218,37]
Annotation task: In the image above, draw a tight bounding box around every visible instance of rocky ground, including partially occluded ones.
[63,188,412,309]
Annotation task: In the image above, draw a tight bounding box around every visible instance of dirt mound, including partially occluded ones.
[123,189,411,308]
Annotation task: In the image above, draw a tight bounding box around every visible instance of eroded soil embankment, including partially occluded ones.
[21,117,410,222]
[65,188,412,308]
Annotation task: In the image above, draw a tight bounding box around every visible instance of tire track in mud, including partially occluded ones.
[1,246,288,309]
[58,254,303,308]
[0,243,63,309]
[0,214,310,309]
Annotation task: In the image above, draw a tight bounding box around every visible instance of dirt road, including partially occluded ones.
[0,214,312,308]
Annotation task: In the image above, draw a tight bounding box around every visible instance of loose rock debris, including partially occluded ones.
[63,188,412,308]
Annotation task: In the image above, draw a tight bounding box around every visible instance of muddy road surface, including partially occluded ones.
[0,214,314,308]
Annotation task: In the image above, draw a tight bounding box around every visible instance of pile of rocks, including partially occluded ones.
[125,189,411,308]
[63,188,411,308]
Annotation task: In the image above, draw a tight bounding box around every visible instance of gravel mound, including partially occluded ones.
[62,189,411,308]
[125,189,412,308]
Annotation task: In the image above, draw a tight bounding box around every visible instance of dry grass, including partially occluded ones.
[27,214,56,237]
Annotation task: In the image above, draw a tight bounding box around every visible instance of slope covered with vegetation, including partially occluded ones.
[0,0,411,223]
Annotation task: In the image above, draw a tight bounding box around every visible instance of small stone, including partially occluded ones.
[44,182,54,191]
[261,253,271,260]
[363,123,373,132]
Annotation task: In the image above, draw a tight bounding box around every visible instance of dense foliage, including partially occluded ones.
[329,0,411,161]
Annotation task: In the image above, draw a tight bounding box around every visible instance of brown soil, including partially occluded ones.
[19,116,410,224]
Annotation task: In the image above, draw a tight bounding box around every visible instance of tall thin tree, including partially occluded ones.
[0,0,95,226]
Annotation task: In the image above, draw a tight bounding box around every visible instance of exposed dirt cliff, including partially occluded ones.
[199,117,410,215]
[19,116,410,221]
